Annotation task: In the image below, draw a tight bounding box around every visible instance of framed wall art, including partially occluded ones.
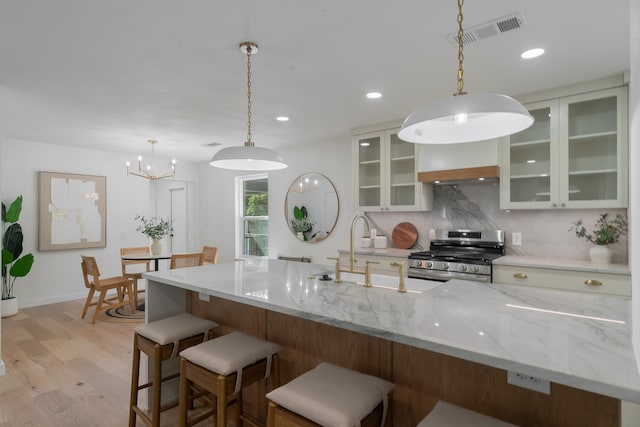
[38,171,107,251]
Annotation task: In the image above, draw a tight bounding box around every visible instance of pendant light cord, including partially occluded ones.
[455,0,467,96]
[246,45,254,147]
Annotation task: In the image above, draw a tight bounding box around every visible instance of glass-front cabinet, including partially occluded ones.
[501,86,628,209]
[354,128,424,211]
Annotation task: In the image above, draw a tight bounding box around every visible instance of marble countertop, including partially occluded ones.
[144,259,640,403]
[495,255,631,275]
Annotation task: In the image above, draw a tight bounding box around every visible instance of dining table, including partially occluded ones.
[120,252,172,272]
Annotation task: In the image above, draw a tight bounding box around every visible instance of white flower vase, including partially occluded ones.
[151,239,163,255]
[1,297,19,318]
[589,245,612,264]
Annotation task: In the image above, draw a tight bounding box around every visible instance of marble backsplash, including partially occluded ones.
[366,181,628,264]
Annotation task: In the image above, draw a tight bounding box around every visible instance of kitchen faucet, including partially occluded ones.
[349,213,370,272]
[326,212,371,281]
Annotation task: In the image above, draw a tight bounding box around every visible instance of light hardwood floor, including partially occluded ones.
[0,298,182,426]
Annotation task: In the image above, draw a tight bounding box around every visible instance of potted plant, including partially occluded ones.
[135,215,172,255]
[569,213,627,264]
[2,195,35,317]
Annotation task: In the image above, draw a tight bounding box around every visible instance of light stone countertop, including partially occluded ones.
[495,255,631,275]
[144,258,640,403]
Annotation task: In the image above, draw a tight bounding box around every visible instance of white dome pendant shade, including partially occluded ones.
[398,92,534,144]
[209,144,287,170]
[398,0,533,145]
[209,41,287,171]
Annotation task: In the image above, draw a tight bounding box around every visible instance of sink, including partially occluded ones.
[339,271,441,293]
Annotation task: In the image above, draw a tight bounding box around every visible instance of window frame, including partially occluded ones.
[235,173,269,259]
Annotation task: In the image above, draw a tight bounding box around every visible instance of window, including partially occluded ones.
[236,174,269,257]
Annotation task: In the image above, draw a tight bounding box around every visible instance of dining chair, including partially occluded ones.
[170,253,204,270]
[120,246,152,306]
[202,245,219,264]
[80,255,136,324]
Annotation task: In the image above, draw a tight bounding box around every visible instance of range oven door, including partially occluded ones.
[408,268,491,283]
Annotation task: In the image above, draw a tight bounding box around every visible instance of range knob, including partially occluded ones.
[458,264,467,272]
[412,259,422,268]
[426,261,433,268]
[469,265,480,273]
[438,262,449,270]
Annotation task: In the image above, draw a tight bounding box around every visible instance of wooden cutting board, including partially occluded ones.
[392,222,418,249]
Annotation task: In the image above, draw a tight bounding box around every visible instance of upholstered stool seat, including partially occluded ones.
[417,401,516,427]
[178,331,282,427]
[129,313,218,427]
[266,362,394,427]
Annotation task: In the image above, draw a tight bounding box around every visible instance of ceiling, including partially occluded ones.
[0,1,630,163]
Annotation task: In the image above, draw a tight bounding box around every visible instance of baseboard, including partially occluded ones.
[19,291,87,309]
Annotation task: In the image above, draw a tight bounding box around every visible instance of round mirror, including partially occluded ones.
[285,173,339,242]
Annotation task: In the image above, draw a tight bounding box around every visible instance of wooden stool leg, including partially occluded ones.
[217,375,227,427]
[178,358,189,427]
[151,343,162,427]
[267,401,277,427]
[235,390,242,427]
[129,336,140,427]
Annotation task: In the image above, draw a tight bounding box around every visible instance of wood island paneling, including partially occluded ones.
[189,292,619,427]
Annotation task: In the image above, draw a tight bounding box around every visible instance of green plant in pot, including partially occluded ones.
[569,213,627,264]
[135,214,172,255]
[2,196,35,317]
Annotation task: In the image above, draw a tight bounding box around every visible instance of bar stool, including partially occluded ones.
[417,401,516,427]
[129,313,218,427]
[178,331,282,427]
[266,362,394,427]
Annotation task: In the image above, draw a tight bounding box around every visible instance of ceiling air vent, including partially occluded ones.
[447,12,525,46]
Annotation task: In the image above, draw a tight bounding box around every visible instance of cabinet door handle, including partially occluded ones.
[584,279,603,286]
[513,272,528,279]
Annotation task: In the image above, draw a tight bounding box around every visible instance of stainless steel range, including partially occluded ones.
[408,229,505,283]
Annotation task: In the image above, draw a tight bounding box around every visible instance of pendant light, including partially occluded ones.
[209,42,287,170]
[398,0,534,144]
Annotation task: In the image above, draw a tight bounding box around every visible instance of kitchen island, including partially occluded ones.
[144,258,639,426]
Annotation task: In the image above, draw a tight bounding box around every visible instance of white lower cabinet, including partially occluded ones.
[493,264,630,297]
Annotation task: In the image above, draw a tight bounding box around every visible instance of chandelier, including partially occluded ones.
[126,140,176,180]
[209,41,287,171]
[398,0,534,144]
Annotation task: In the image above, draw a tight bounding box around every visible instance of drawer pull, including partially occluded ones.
[584,279,603,286]
[513,273,528,279]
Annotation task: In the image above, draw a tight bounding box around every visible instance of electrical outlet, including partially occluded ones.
[198,292,210,302]
[512,232,522,246]
[507,370,550,394]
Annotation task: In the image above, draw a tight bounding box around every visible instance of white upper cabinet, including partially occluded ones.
[353,128,430,211]
[501,86,628,209]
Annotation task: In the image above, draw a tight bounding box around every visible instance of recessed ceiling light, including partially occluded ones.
[521,48,545,59]
[276,116,289,122]
[366,92,382,99]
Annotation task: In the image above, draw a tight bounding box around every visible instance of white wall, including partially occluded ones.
[268,137,353,264]
[0,139,4,375]
[197,136,354,265]
[631,0,640,367]
[0,138,200,308]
